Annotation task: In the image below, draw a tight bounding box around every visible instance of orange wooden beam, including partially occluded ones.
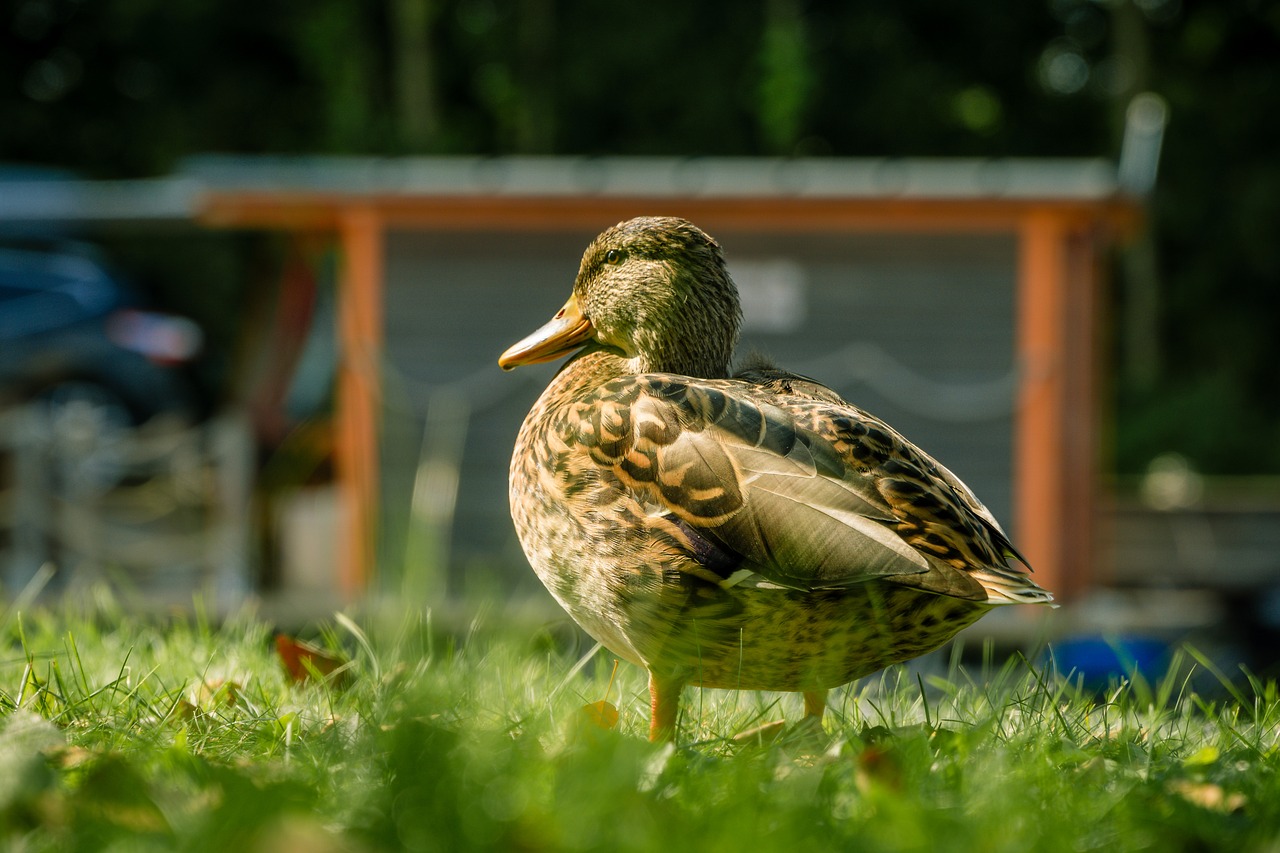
[335,206,384,598]
[201,192,1140,238]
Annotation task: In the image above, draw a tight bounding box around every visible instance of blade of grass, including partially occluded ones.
[0,562,56,636]
[335,611,380,681]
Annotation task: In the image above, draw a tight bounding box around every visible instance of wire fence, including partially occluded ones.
[0,402,253,607]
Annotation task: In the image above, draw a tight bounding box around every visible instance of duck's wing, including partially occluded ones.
[575,374,1050,604]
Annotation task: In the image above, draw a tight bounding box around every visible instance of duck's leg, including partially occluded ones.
[802,690,827,721]
[648,672,683,742]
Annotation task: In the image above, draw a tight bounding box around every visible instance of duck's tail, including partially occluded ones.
[972,558,1057,607]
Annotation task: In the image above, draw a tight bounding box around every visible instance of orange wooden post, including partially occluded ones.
[1060,225,1101,600]
[1016,210,1067,600]
[1015,209,1096,602]
[335,206,384,598]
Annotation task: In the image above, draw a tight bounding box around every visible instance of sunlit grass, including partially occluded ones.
[0,591,1278,851]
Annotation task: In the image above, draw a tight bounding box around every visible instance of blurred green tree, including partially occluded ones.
[2,0,1277,474]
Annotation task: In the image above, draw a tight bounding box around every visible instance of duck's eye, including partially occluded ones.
[604,248,623,265]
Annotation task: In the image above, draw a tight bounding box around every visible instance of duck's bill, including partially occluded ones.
[498,295,594,370]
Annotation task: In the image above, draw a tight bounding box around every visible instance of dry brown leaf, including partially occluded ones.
[1169,780,1247,813]
[855,744,905,792]
[274,634,350,685]
[199,679,241,707]
[579,659,621,731]
[580,700,620,730]
[48,745,96,769]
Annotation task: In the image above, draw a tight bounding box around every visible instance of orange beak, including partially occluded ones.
[498,294,595,371]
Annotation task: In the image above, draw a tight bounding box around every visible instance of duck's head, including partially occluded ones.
[499,216,742,378]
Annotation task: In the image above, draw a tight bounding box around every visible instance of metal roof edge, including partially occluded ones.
[0,177,202,224]
[180,154,1121,201]
[0,156,1126,225]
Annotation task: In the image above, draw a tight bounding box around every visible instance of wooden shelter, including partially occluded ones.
[175,156,1136,601]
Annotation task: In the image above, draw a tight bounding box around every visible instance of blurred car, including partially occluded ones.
[0,239,204,428]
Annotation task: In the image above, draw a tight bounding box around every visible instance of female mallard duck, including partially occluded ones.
[500,216,1052,741]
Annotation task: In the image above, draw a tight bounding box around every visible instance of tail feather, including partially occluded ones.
[972,562,1056,606]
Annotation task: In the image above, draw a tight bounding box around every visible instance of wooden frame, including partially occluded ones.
[200,189,1137,602]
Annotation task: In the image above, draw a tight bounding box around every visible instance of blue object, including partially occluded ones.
[1049,635,1170,684]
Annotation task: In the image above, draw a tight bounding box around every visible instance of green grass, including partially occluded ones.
[1,593,1278,852]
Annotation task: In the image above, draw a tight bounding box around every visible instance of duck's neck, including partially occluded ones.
[551,346,730,396]
[548,350,632,399]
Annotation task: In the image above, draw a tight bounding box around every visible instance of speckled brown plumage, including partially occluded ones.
[500,216,1053,741]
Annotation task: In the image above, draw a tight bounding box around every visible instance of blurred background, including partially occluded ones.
[1,1,1277,674]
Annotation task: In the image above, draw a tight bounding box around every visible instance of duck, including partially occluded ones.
[499,216,1053,742]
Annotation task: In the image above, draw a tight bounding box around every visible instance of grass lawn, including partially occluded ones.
[1,593,1277,852]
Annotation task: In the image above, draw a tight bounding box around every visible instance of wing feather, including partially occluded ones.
[577,373,1041,603]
